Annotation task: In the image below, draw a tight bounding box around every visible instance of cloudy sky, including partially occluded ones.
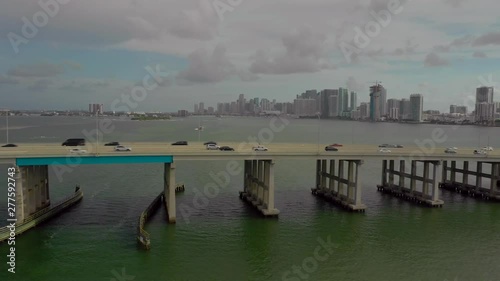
[1,0,499,112]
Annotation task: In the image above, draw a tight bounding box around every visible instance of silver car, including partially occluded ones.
[206,144,220,150]
[115,145,132,151]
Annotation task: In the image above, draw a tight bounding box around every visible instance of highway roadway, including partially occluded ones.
[1,142,499,161]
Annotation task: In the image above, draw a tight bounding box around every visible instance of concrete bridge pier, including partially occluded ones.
[15,165,51,223]
[378,160,443,207]
[311,159,366,212]
[240,160,279,217]
[163,162,176,223]
[440,161,500,200]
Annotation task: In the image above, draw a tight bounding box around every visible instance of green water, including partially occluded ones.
[1,116,499,281]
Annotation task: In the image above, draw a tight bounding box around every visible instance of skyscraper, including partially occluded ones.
[338,88,348,114]
[410,94,423,122]
[379,87,387,117]
[399,98,411,120]
[369,83,384,121]
[320,89,337,118]
[350,91,357,111]
[359,102,370,119]
[387,99,401,120]
[328,94,339,117]
[199,102,205,114]
[238,94,245,114]
[475,86,494,123]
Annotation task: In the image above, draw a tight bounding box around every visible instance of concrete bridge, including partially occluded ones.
[1,142,500,241]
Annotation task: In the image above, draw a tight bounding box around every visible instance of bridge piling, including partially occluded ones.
[440,161,500,200]
[377,160,444,207]
[163,163,176,223]
[311,159,366,212]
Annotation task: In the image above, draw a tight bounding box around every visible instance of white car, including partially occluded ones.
[474,149,487,155]
[206,144,220,150]
[444,149,457,154]
[446,147,458,150]
[69,148,87,154]
[253,145,268,151]
[115,145,132,151]
[482,146,494,151]
[378,148,391,153]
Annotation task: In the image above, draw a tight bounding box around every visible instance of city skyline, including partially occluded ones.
[0,1,500,112]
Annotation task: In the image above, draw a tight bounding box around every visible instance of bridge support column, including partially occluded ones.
[462,161,469,185]
[312,159,365,212]
[18,165,51,220]
[329,160,336,193]
[15,166,26,222]
[240,160,279,217]
[399,160,405,188]
[381,160,387,187]
[442,161,447,183]
[164,163,176,223]
[410,161,416,195]
[321,160,327,189]
[422,162,430,197]
[476,162,483,190]
[431,161,440,202]
[388,160,395,187]
[490,163,500,197]
[450,161,456,183]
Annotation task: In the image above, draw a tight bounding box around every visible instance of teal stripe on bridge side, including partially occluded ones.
[16,155,174,166]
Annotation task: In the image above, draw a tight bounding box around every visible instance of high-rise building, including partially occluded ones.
[350,91,357,111]
[238,94,245,114]
[475,87,494,123]
[369,84,384,121]
[199,102,205,114]
[217,103,224,114]
[399,98,411,120]
[379,88,387,117]
[387,99,400,120]
[359,102,370,119]
[476,87,494,103]
[328,94,339,117]
[450,105,467,114]
[194,104,199,114]
[230,101,238,114]
[260,98,271,111]
[294,98,316,117]
[89,104,103,114]
[338,88,348,114]
[320,89,337,118]
[410,94,423,122]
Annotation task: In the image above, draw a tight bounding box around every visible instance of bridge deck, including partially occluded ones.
[1,142,499,163]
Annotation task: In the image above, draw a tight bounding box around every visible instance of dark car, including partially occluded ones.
[204,141,217,145]
[172,141,188,145]
[325,145,338,151]
[379,144,389,148]
[219,146,234,151]
[62,138,85,146]
[2,143,17,147]
[105,141,120,146]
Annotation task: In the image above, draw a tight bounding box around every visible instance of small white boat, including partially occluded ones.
[194,126,204,131]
